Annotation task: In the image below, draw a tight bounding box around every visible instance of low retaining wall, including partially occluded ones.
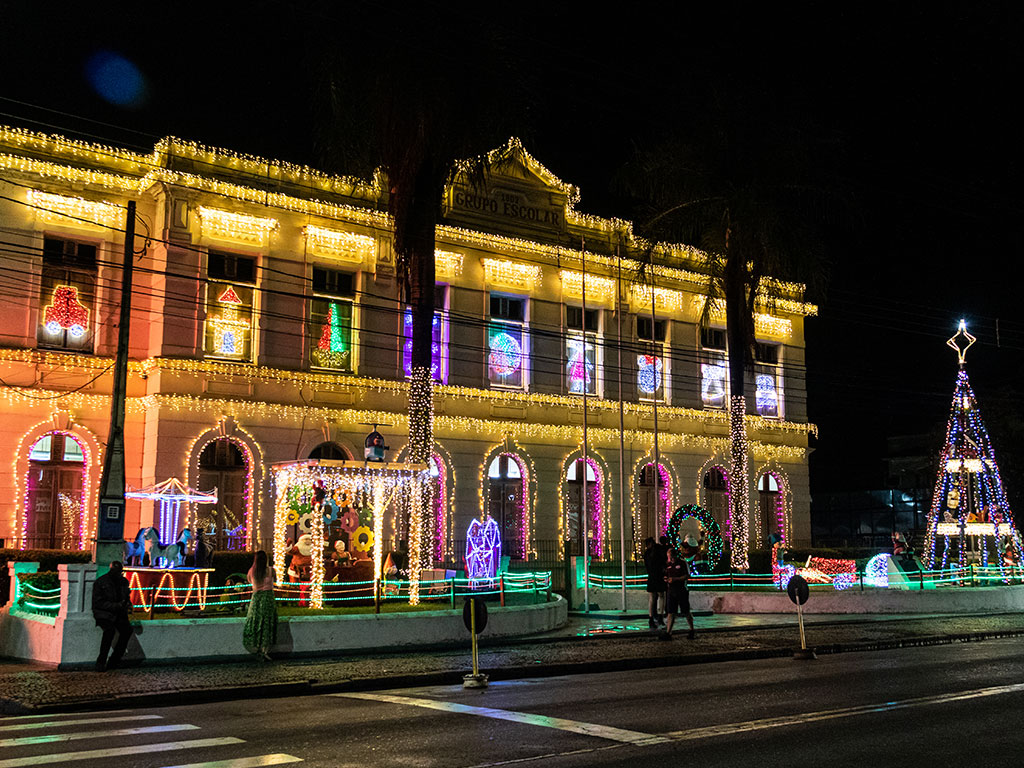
[0,563,567,668]
[584,585,1024,615]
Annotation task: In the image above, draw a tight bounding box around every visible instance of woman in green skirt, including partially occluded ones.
[243,550,278,660]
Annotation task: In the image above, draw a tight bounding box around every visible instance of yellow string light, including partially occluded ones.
[560,269,616,304]
[197,206,279,245]
[304,225,376,263]
[26,189,122,229]
[481,258,543,291]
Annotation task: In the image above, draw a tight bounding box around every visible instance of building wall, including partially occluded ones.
[0,127,815,558]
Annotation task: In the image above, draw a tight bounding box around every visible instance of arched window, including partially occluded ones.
[703,467,730,541]
[25,434,86,549]
[636,463,670,541]
[487,455,525,559]
[309,442,350,460]
[758,473,782,541]
[197,440,248,550]
[565,458,602,558]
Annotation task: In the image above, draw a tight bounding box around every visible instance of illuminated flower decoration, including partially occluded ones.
[353,525,374,552]
[298,513,314,533]
[285,509,300,526]
[488,331,522,377]
[637,355,662,395]
[338,508,360,533]
[832,572,857,591]
[864,553,891,588]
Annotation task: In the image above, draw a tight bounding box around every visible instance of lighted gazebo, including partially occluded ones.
[271,460,428,607]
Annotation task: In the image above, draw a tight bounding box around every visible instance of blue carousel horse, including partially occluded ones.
[144,527,193,568]
[123,528,148,566]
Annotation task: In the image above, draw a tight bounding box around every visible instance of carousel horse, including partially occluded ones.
[124,528,148,566]
[144,527,191,568]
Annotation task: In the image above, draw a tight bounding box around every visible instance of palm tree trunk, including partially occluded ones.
[401,168,439,603]
[725,250,751,570]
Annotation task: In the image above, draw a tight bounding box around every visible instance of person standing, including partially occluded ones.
[661,542,695,641]
[92,561,133,671]
[642,537,666,629]
[243,550,278,661]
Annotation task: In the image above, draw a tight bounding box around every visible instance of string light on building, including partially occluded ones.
[304,225,376,263]
[435,250,464,280]
[27,189,121,229]
[637,355,663,396]
[197,206,278,244]
[481,258,543,291]
[560,270,615,304]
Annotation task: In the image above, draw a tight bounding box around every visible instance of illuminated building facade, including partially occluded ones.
[0,126,816,560]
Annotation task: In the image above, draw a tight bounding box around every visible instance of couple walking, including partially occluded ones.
[643,535,696,640]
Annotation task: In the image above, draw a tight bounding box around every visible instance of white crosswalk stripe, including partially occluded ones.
[0,710,303,768]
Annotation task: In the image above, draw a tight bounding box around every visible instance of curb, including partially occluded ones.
[5,626,1024,716]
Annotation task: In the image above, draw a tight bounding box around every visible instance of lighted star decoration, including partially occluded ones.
[946,319,976,365]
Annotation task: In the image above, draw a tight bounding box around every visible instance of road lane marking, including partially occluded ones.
[0,736,244,767]
[0,723,198,748]
[158,755,304,768]
[663,680,1024,741]
[332,692,669,745]
[0,714,162,733]
[0,710,130,722]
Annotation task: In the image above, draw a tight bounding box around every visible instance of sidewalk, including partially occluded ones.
[3,610,1024,714]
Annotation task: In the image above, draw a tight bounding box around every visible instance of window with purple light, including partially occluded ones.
[402,285,448,382]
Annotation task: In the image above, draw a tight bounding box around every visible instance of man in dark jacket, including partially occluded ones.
[92,561,133,671]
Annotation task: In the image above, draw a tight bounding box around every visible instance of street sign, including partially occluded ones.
[463,598,488,634]
[787,574,810,606]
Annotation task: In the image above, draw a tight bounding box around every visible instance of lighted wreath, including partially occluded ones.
[667,504,723,572]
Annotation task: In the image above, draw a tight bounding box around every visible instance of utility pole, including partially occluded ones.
[94,200,136,570]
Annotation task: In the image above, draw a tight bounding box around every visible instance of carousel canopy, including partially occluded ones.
[125,477,218,503]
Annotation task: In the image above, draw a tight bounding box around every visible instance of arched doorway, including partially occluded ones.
[24,434,86,549]
[487,454,525,559]
[196,439,248,550]
[703,467,730,543]
[309,442,350,460]
[758,473,783,541]
[635,462,671,543]
[565,458,603,558]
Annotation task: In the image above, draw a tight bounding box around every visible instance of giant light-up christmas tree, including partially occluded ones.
[924,321,1023,573]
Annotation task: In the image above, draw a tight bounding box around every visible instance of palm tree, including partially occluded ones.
[312,7,533,595]
[621,95,846,569]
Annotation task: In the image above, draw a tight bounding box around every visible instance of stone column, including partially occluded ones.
[7,561,39,605]
[58,563,98,619]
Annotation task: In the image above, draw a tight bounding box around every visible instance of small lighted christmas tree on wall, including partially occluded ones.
[924,320,1023,572]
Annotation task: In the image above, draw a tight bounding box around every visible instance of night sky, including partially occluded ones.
[3,2,1022,500]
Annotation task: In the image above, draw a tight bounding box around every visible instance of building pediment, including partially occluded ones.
[442,138,577,241]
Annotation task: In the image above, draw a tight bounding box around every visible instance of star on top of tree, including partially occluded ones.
[946,319,976,365]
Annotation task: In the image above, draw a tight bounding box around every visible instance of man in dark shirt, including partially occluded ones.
[642,537,666,629]
[91,561,133,671]
[660,545,695,640]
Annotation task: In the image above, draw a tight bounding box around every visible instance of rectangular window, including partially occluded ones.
[204,282,255,361]
[755,342,782,418]
[403,284,448,382]
[37,237,97,353]
[488,294,526,389]
[566,307,599,395]
[636,316,668,401]
[310,266,355,372]
[700,327,728,408]
[209,251,256,283]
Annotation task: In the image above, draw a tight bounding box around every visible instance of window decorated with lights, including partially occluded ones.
[488,294,526,389]
[37,237,96,353]
[402,285,447,382]
[700,327,728,408]
[755,342,781,418]
[565,306,599,396]
[310,266,355,372]
[637,316,667,402]
[204,252,256,361]
[204,283,255,360]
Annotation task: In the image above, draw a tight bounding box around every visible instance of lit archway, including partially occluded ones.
[561,452,608,559]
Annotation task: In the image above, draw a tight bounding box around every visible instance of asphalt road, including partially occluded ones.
[2,638,1023,767]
